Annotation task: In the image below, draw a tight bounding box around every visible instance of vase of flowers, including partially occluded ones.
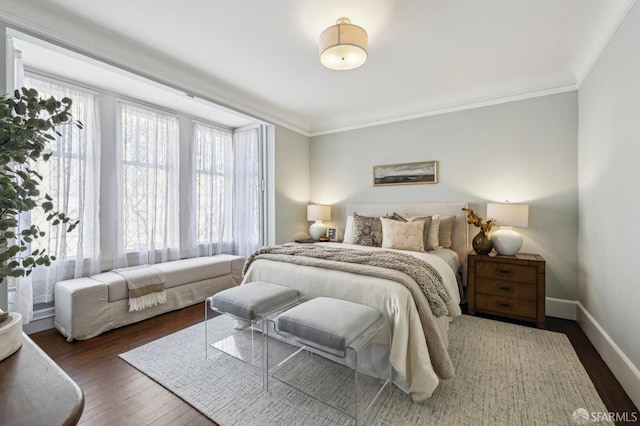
[462,208,496,255]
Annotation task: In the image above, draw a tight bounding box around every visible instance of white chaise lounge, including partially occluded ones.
[55,255,244,341]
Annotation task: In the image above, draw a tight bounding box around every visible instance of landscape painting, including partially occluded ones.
[373,161,438,186]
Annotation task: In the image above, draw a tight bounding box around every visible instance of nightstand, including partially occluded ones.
[294,238,335,243]
[294,238,317,243]
[467,252,546,328]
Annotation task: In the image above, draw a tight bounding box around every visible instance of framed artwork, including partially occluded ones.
[373,161,438,186]
[326,227,338,242]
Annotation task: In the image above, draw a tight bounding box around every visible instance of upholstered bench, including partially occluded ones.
[206,281,302,388]
[268,297,391,423]
[208,281,301,323]
[55,255,245,341]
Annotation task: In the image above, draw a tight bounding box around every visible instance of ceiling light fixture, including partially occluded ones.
[319,17,368,71]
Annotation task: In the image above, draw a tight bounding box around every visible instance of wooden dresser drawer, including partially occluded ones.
[476,278,537,301]
[468,253,545,328]
[475,262,537,284]
[475,294,537,320]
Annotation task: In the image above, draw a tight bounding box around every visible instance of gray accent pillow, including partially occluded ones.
[438,215,456,249]
[352,213,383,247]
[389,212,407,222]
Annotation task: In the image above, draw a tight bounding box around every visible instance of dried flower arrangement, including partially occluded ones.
[462,208,495,233]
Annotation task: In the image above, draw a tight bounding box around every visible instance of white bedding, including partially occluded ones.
[242,242,462,402]
[319,242,461,313]
[427,247,461,275]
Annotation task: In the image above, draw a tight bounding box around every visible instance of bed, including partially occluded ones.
[242,201,469,402]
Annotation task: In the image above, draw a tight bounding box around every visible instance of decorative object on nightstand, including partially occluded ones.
[307,204,331,241]
[326,226,338,242]
[462,207,496,255]
[486,202,529,256]
[467,252,546,328]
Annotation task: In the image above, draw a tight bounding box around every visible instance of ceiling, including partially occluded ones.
[0,0,635,135]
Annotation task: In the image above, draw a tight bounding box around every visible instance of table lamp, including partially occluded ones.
[486,202,529,255]
[307,205,331,241]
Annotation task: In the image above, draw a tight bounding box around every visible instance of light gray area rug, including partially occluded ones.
[120,315,612,425]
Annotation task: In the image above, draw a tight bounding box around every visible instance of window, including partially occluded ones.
[190,123,264,257]
[193,122,233,252]
[117,102,180,264]
[18,75,101,303]
[9,38,266,318]
[232,127,263,256]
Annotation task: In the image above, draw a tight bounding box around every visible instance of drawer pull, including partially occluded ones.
[496,301,512,309]
[495,268,514,276]
[496,285,513,293]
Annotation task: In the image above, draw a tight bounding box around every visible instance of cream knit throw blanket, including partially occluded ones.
[243,243,451,317]
[113,265,167,312]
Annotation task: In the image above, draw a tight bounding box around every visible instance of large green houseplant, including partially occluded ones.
[0,88,81,285]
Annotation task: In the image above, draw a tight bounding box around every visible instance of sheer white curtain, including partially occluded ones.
[115,102,180,267]
[12,74,102,322]
[188,123,262,258]
[233,126,263,257]
[10,47,32,321]
[190,122,234,257]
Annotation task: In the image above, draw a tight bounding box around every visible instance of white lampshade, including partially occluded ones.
[319,17,368,71]
[307,205,331,241]
[307,205,331,222]
[486,203,529,228]
[486,203,529,256]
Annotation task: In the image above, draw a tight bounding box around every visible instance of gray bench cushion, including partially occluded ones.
[277,297,380,353]
[210,281,300,321]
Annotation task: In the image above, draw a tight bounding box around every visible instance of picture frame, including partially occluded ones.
[326,227,338,242]
[373,160,438,186]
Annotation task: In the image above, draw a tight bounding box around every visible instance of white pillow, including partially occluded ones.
[401,214,431,250]
[403,214,439,250]
[343,215,354,243]
[380,218,425,252]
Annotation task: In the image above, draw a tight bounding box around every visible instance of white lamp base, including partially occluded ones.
[309,221,327,241]
[491,227,523,256]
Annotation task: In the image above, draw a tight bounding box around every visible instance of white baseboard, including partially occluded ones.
[577,302,640,409]
[22,307,56,335]
[546,297,577,320]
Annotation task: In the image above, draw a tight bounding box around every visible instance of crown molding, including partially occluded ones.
[309,84,577,137]
[0,10,585,139]
[575,0,637,88]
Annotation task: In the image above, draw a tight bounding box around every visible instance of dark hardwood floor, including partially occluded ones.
[544,317,638,424]
[31,304,215,425]
[29,304,638,426]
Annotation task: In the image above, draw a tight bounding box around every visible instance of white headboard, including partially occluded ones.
[346,202,469,285]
